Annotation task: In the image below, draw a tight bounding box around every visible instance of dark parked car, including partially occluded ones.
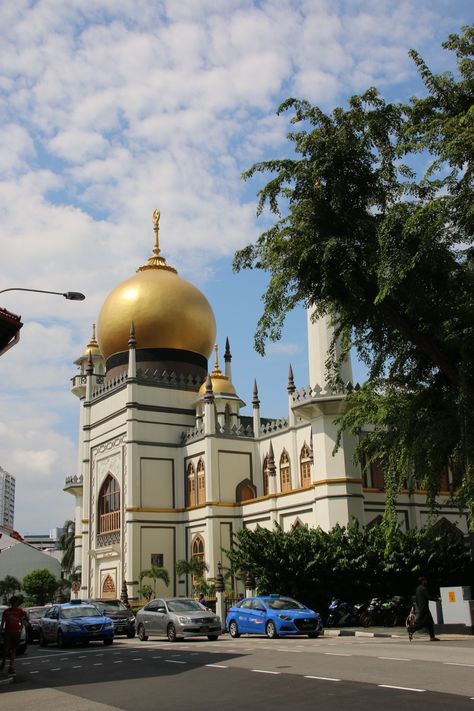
[86,599,135,638]
[39,600,114,647]
[0,605,27,656]
[25,606,49,642]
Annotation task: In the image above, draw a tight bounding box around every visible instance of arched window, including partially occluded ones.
[98,474,120,533]
[262,456,270,496]
[236,479,257,502]
[300,443,312,488]
[102,575,116,599]
[192,535,205,568]
[186,463,196,507]
[197,459,206,505]
[280,450,291,493]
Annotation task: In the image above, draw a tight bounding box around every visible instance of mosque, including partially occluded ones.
[65,211,464,601]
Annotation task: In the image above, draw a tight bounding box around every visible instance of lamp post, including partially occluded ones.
[0,288,85,300]
[215,562,226,630]
[0,287,86,356]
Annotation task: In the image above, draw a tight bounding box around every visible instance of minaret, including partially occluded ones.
[287,363,296,427]
[307,308,353,389]
[127,321,136,378]
[204,374,216,435]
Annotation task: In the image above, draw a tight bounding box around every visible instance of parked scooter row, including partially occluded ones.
[326,595,411,627]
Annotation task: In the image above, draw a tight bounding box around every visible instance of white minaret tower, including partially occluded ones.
[307,308,353,388]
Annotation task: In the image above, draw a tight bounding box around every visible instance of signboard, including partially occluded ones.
[448,590,456,603]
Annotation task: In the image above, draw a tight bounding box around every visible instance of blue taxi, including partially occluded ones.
[226,594,323,639]
[39,600,114,647]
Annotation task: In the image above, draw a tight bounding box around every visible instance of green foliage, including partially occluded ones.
[58,520,76,576]
[138,566,170,597]
[234,25,474,527]
[137,584,154,602]
[225,523,471,612]
[0,575,21,604]
[22,568,59,605]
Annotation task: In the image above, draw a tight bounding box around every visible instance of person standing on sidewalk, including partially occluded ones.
[407,576,440,642]
[0,596,27,675]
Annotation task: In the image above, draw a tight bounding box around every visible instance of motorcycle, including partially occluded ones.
[359,595,410,627]
[326,599,366,627]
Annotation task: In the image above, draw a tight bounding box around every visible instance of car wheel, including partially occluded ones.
[137,624,148,642]
[207,635,219,641]
[57,630,66,649]
[228,620,240,638]
[103,639,113,646]
[127,631,136,639]
[359,613,372,628]
[265,620,278,639]
[167,623,177,642]
[39,631,48,647]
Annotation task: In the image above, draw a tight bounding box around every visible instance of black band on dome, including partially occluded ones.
[105,347,208,381]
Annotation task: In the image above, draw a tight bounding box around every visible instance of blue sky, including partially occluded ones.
[0,0,472,533]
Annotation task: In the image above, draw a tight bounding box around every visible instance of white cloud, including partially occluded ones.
[0,0,470,531]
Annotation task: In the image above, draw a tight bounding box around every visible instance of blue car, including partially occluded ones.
[39,600,114,647]
[226,594,323,639]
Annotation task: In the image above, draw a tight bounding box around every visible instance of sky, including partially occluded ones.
[0,0,471,534]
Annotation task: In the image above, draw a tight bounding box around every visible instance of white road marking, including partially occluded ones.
[379,685,425,693]
[113,660,123,664]
[378,657,411,661]
[251,670,280,675]
[324,652,351,657]
[93,663,103,666]
[72,665,82,669]
[30,671,39,674]
[51,668,61,671]
[152,656,162,659]
[444,663,474,667]
[164,659,187,664]
[205,664,228,668]
[305,675,341,682]
[132,658,143,661]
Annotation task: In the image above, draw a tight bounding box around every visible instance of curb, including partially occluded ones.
[0,675,14,687]
[323,628,404,639]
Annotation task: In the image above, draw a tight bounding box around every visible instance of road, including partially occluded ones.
[1,633,474,710]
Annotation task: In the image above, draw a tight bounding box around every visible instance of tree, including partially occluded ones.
[138,565,170,598]
[175,556,209,595]
[58,519,76,577]
[0,575,21,604]
[22,568,58,605]
[234,25,474,528]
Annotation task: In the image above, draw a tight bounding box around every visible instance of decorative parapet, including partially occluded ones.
[181,421,254,443]
[181,424,205,443]
[92,368,203,399]
[64,474,83,490]
[259,418,288,435]
[96,531,120,548]
[291,381,360,404]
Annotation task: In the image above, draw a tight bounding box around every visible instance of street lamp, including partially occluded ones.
[0,288,85,300]
[0,287,86,356]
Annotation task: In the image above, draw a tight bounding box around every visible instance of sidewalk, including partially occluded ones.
[323,625,473,640]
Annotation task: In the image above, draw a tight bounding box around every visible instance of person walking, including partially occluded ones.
[0,596,27,675]
[407,576,440,642]
[198,593,206,606]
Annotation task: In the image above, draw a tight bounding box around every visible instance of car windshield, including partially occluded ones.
[263,597,306,610]
[61,606,102,619]
[166,599,204,613]
[28,609,47,619]
[94,601,128,612]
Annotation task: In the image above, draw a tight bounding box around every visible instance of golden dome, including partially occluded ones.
[198,345,236,396]
[97,211,216,362]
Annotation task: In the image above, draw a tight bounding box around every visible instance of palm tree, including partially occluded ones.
[138,566,170,597]
[175,556,209,594]
[58,520,76,576]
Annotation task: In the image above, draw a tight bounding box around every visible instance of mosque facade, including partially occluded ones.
[65,212,465,601]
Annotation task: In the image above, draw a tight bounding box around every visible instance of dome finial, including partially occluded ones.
[152,209,161,258]
[137,210,177,273]
[214,344,219,370]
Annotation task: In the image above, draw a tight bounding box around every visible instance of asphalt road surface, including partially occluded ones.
[2,633,474,710]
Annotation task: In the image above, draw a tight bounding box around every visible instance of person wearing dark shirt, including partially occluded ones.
[407,576,440,641]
